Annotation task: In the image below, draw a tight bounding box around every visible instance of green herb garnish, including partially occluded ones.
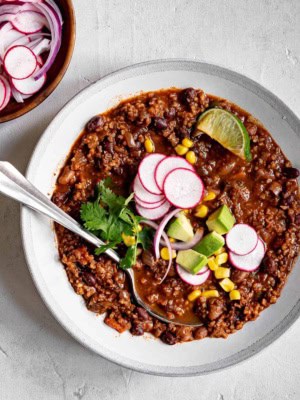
[80,179,152,269]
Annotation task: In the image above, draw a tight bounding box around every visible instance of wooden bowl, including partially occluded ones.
[0,0,76,123]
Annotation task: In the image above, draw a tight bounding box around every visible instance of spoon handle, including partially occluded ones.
[0,161,120,263]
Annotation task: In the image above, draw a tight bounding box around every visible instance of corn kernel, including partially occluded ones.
[202,290,219,298]
[182,138,194,148]
[215,253,228,265]
[195,205,209,218]
[214,267,230,279]
[160,247,176,260]
[214,247,225,256]
[188,290,201,302]
[203,191,216,201]
[144,138,155,153]
[219,278,235,292]
[169,237,176,243]
[208,257,219,271]
[230,289,241,301]
[186,151,197,165]
[122,233,136,247]
[133,224,142,233]
[175,144,189,156]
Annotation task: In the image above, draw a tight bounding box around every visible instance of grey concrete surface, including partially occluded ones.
[0,0,299,399]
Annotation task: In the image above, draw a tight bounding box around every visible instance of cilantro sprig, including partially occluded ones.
[80,179,152,269]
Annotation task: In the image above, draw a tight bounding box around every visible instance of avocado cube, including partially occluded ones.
[167,212,194,242]
[176,249,208,275]
[206,205,235,235]
[193,231,225,257]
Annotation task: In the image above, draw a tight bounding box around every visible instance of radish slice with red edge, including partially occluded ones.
[4,45,37,79]
[136,200,171,220]
[176,264,211,286]
[135,195,165,209]
[133,175,165,204]
[197,265,209,275]
[155,156,195,191]
[0,75,11,111]
[11,85,24,103]
[226,223,258,255]
[11,65,46,95]
[163,168,204,209]
[229,238,265,272]
[0,78,6,108]
[153,208,181,259]
[12,11,47,34]
[138,153,166,195]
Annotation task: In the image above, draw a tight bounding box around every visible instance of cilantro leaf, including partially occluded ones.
[137,226,153,250]
[80,202,108,232]
[80,179,154,269]
[95,241,119,255]
[120,246,137,269]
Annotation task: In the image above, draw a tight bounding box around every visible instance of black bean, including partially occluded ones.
[272,236,284,250]
[263,256,277,276]
[181,88,196,106]
[103,139,114,154]
[160,331,176,345]
[130,323,144,336]
[136,307,149,321]
[86,116,104,132]
[283,167,299,179]
[164,107,176,120]
[82,271,96,287]
[153,117,168,130]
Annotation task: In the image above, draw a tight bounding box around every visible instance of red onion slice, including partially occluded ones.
[32,2,62,79]
[153,208,181,260]
[140,220,173,284]
[160,228,204,250]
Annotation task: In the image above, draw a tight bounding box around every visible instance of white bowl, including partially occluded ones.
[21,60,300,376]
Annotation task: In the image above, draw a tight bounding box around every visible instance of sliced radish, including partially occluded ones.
[135,195,165,209]
[226,224,258,256]
[11,64,46,95]
[0,77,6,108]
[133,175,165,204]
[197,265,209,275]
[12,11,47,34]
[136,200,171,220]
[163,168,204,209]
[4,45,37,79]
[229,238,265,272]
[176,264,211,286]
[138,153,166,195]
[0,75,11,111]
[11,85,24,103]
[155,156,195,191]
[0,27,25,55]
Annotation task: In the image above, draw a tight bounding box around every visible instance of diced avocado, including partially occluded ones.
[206,205,235,235]
[176,249,208,275]
[193,231,225,257]
[167,212,194,242]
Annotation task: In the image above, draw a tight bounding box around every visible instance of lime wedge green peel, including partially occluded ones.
[196,108,252,161]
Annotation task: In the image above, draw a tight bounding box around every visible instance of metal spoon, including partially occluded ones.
[0,161,202,326]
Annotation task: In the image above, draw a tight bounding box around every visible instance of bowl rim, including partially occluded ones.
[0,0,76,123]
[21,58,300,376]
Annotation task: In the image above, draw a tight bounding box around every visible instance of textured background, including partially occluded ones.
[0,0,300,399]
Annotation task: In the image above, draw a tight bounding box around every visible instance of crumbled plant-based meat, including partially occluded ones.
[52,88,300,344]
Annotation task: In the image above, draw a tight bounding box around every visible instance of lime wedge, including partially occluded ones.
[196,108,252,161]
